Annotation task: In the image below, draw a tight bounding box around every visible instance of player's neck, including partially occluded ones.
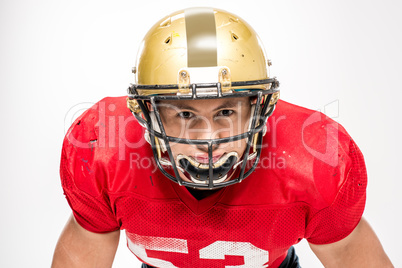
[186,187,221,200]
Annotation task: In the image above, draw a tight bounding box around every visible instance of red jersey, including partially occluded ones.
[60,97,367,267]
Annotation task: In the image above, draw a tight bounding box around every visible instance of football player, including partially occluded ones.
[52,7,393,268]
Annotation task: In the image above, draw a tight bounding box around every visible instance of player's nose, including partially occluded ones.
[195,143,219,153]
[188,116,216,140]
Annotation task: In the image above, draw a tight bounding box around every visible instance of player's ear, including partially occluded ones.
[250,97,258,105]
[146,101,154,112]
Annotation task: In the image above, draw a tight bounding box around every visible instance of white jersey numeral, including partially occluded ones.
[199,241,269,268]
[127,233,188,268]
[127,234,269,267]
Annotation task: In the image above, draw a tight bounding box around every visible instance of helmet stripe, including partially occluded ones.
[184,7,217,67]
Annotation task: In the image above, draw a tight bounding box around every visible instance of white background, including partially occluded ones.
[1,0,401,267]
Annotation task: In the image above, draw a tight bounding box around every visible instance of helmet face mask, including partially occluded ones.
[127,7,280,189]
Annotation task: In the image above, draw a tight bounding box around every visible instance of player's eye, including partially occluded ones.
[178,111,194,119]
[217,109,234,117]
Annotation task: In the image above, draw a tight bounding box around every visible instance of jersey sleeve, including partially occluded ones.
[60,103,120,233]
[305,138,367,244]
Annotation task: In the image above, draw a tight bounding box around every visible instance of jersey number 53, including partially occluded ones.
[128,233,269,267]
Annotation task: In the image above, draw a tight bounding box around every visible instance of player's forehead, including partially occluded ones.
[157,97,250,112]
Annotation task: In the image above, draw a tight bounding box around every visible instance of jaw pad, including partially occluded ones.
[179,155,238,182]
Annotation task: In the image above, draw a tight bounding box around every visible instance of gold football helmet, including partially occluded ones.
[127,7,280,189]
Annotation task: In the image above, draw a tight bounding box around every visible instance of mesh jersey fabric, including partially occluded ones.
[60,97,367,268]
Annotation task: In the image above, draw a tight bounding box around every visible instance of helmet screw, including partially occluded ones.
[267,60,272,66]
[221,69,228,75]
[180,71,187,78]
[132,67,137,74]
